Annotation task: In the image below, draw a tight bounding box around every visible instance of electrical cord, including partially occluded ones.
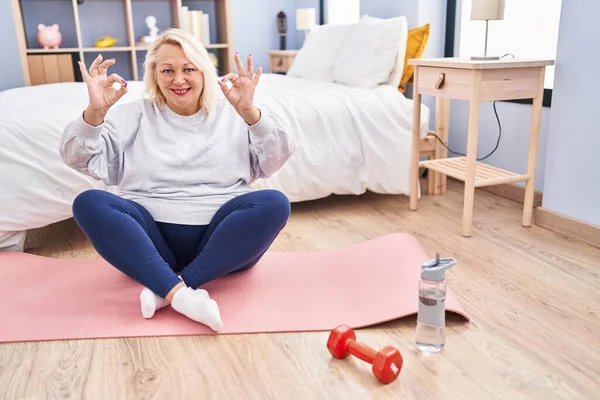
[429,100,501,161]
[428,53,515,162]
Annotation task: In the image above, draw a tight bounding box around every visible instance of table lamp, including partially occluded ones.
[471,0,505,60]
[296,8,316,41]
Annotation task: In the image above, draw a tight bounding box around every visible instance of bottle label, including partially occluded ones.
[417,293,446,327]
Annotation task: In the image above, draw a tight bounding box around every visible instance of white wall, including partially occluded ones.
[418,0,447,59]
[541,2,600,226]
[360,0,417,27]
[0,0,25,91]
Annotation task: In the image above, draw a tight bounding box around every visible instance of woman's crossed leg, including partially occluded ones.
[72,189,290,331]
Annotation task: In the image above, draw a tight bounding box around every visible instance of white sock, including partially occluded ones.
[171,287,224,331]
[140,287,167,319]
[140,276,208,319]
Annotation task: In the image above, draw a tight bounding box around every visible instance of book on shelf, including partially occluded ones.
[179,6,211,45]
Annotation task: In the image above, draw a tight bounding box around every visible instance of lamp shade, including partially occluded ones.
[296,8,316,30]
[471,0,505,20]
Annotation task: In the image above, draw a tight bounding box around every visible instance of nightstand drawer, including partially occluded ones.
[271,55,293,73]
[479,67,542,101]
[416,66,472,100]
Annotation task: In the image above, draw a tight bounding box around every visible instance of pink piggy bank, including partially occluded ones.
[37,24,62,49]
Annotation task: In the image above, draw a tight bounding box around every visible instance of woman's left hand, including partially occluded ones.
[219,53,262,125]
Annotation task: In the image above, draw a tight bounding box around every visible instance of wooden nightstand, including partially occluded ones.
[267,50,298,74]
[408,57,554,237]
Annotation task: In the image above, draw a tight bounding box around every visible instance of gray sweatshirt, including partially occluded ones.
[60,96,295,225]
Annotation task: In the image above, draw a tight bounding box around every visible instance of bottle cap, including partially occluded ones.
[421,253,456,281]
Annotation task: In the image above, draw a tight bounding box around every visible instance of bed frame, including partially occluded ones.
[417,97,449,195]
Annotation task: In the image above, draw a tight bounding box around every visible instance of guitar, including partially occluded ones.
[277,11,287,50]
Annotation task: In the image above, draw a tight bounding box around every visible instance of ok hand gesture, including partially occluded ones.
[218,53,262,125]
[79,54,128,124]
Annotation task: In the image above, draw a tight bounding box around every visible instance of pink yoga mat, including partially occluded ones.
[0,233,467,343]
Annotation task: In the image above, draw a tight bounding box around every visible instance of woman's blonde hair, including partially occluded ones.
[143,28,219,112]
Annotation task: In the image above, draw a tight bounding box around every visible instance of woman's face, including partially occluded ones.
[155,43,204,115]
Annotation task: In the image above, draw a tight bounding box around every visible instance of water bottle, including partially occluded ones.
[415,253,456,353]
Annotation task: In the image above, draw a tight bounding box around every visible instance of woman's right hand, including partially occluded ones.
[78,54,128,126]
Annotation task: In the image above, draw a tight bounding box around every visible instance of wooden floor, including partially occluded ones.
[1,180,599,399]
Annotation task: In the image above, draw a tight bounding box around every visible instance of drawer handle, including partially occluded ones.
[435,73,445,89]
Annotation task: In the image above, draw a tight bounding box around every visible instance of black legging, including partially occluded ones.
[72,189,291,298]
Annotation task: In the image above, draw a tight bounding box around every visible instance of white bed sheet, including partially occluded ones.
[0,74,428,250]
[250,73,430,200]
[0,82,127,250]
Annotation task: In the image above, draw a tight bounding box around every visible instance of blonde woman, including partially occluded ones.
[60,29,295,331]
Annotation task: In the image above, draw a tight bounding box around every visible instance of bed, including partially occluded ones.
[0,14,436,251]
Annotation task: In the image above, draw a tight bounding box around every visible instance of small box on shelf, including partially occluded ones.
[27,54,76,86]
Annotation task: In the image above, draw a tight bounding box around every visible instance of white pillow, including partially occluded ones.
[333,15,408,88]
[385,17,409,87]
[287,23,355,82]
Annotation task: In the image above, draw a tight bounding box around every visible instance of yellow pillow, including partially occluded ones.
[398,23,430,93]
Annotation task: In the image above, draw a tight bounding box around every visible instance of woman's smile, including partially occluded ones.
[171,87,192,96]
